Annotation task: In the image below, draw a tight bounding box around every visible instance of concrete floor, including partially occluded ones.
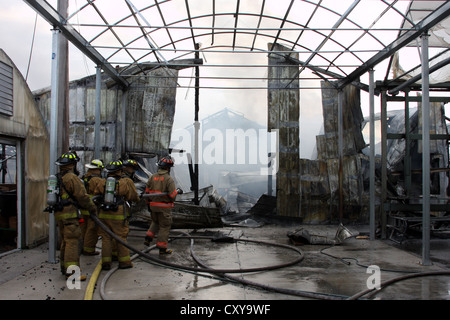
[0,223,449,301]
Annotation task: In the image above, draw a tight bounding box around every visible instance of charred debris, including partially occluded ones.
[32,67,450,233]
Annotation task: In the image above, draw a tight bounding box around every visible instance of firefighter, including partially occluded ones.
[112,159,139,261]
[80,159,105,256]
[143,155,179,255]
[96,160,140,270]
[53,151,97,281]
[122,159,140,182]
[114,158,141,256]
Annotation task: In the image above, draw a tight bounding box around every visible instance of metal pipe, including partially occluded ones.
[369,69,375,240]
[268,151,273,196]
[338,89,344,222]
[193,43,200,205]
[57,0,69,155]
[405,92,411,196]
[380,91,387,239]
[48,28,60,264]
[421,32,431,266]
[121,90,128,156]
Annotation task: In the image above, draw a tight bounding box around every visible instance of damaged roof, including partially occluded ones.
[24,0,450,90]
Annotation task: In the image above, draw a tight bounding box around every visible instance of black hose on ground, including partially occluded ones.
[91,215,355,300]
[93,215,450,300]
[320,245,427,273]
[183,231,348,300]
[91,214,304,274]
[99,245,155,300]
[346,270,450,300]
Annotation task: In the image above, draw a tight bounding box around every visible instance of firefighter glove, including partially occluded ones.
[89,206,97,217]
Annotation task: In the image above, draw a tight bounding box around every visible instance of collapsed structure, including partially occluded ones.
[31,57,450,231]
[1,1,449,267]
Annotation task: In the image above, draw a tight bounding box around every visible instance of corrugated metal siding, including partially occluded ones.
[0,61,13,116]
[0,49,50,247]
[35,68,178,173]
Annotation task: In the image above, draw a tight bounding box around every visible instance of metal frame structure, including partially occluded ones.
[25,0,450,89]
[23,0,450,266]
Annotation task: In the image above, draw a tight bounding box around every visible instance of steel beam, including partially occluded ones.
[421,32,431,266]
[23,0,129,88]
[369,69,375,240]
[380,91,388,239]
[48,28,59,264]
[388,55,450,95]
[337,1,450,90]
[94,66,101,159]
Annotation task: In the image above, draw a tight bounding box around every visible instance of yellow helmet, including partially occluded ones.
[86,159,104,169]
[105,160,123,173]
[55,152,79,166]
[123,159,139,170]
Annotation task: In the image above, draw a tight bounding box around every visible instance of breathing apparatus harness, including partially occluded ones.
[102,176,124,212]
[45,171,79,213]
[83,174,101,194]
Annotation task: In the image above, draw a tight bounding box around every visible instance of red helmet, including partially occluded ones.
[157,156,174,168]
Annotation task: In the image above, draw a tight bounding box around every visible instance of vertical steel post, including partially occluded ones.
[121,90,128,158]
[381,91,387,239]
[421,32,431,266]
[268,151,273,196]
[95,66,102,159]
[48,28,60,264]
[338,89,344,222]
[16,140,23,249]
[193,44,200,205]
[369,69,376,240]
[405,92,411,196]
[57,0,69,156]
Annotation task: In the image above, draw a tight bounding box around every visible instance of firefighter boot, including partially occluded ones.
[119,261,133,269]
[102,262,112,270]
[159,248,173,255]
[144,235,153,246]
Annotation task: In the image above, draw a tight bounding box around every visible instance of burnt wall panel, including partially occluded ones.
[34,68,179,174]
[319,81,365,156]
[126,69,178,155]
[268,43,300,218]
[300,81,368,223]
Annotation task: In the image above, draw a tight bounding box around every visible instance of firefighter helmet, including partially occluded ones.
[157,156,174,168]
[105,160,123,173]
[123,159,139,170]
[86,159,104,169]
[55,152,80,166]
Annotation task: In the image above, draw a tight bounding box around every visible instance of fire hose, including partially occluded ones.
[91,214,304,274]
[88,212,450,300]
[346,270,450,300]
[90,194,304,273]
[88,214,355,300]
